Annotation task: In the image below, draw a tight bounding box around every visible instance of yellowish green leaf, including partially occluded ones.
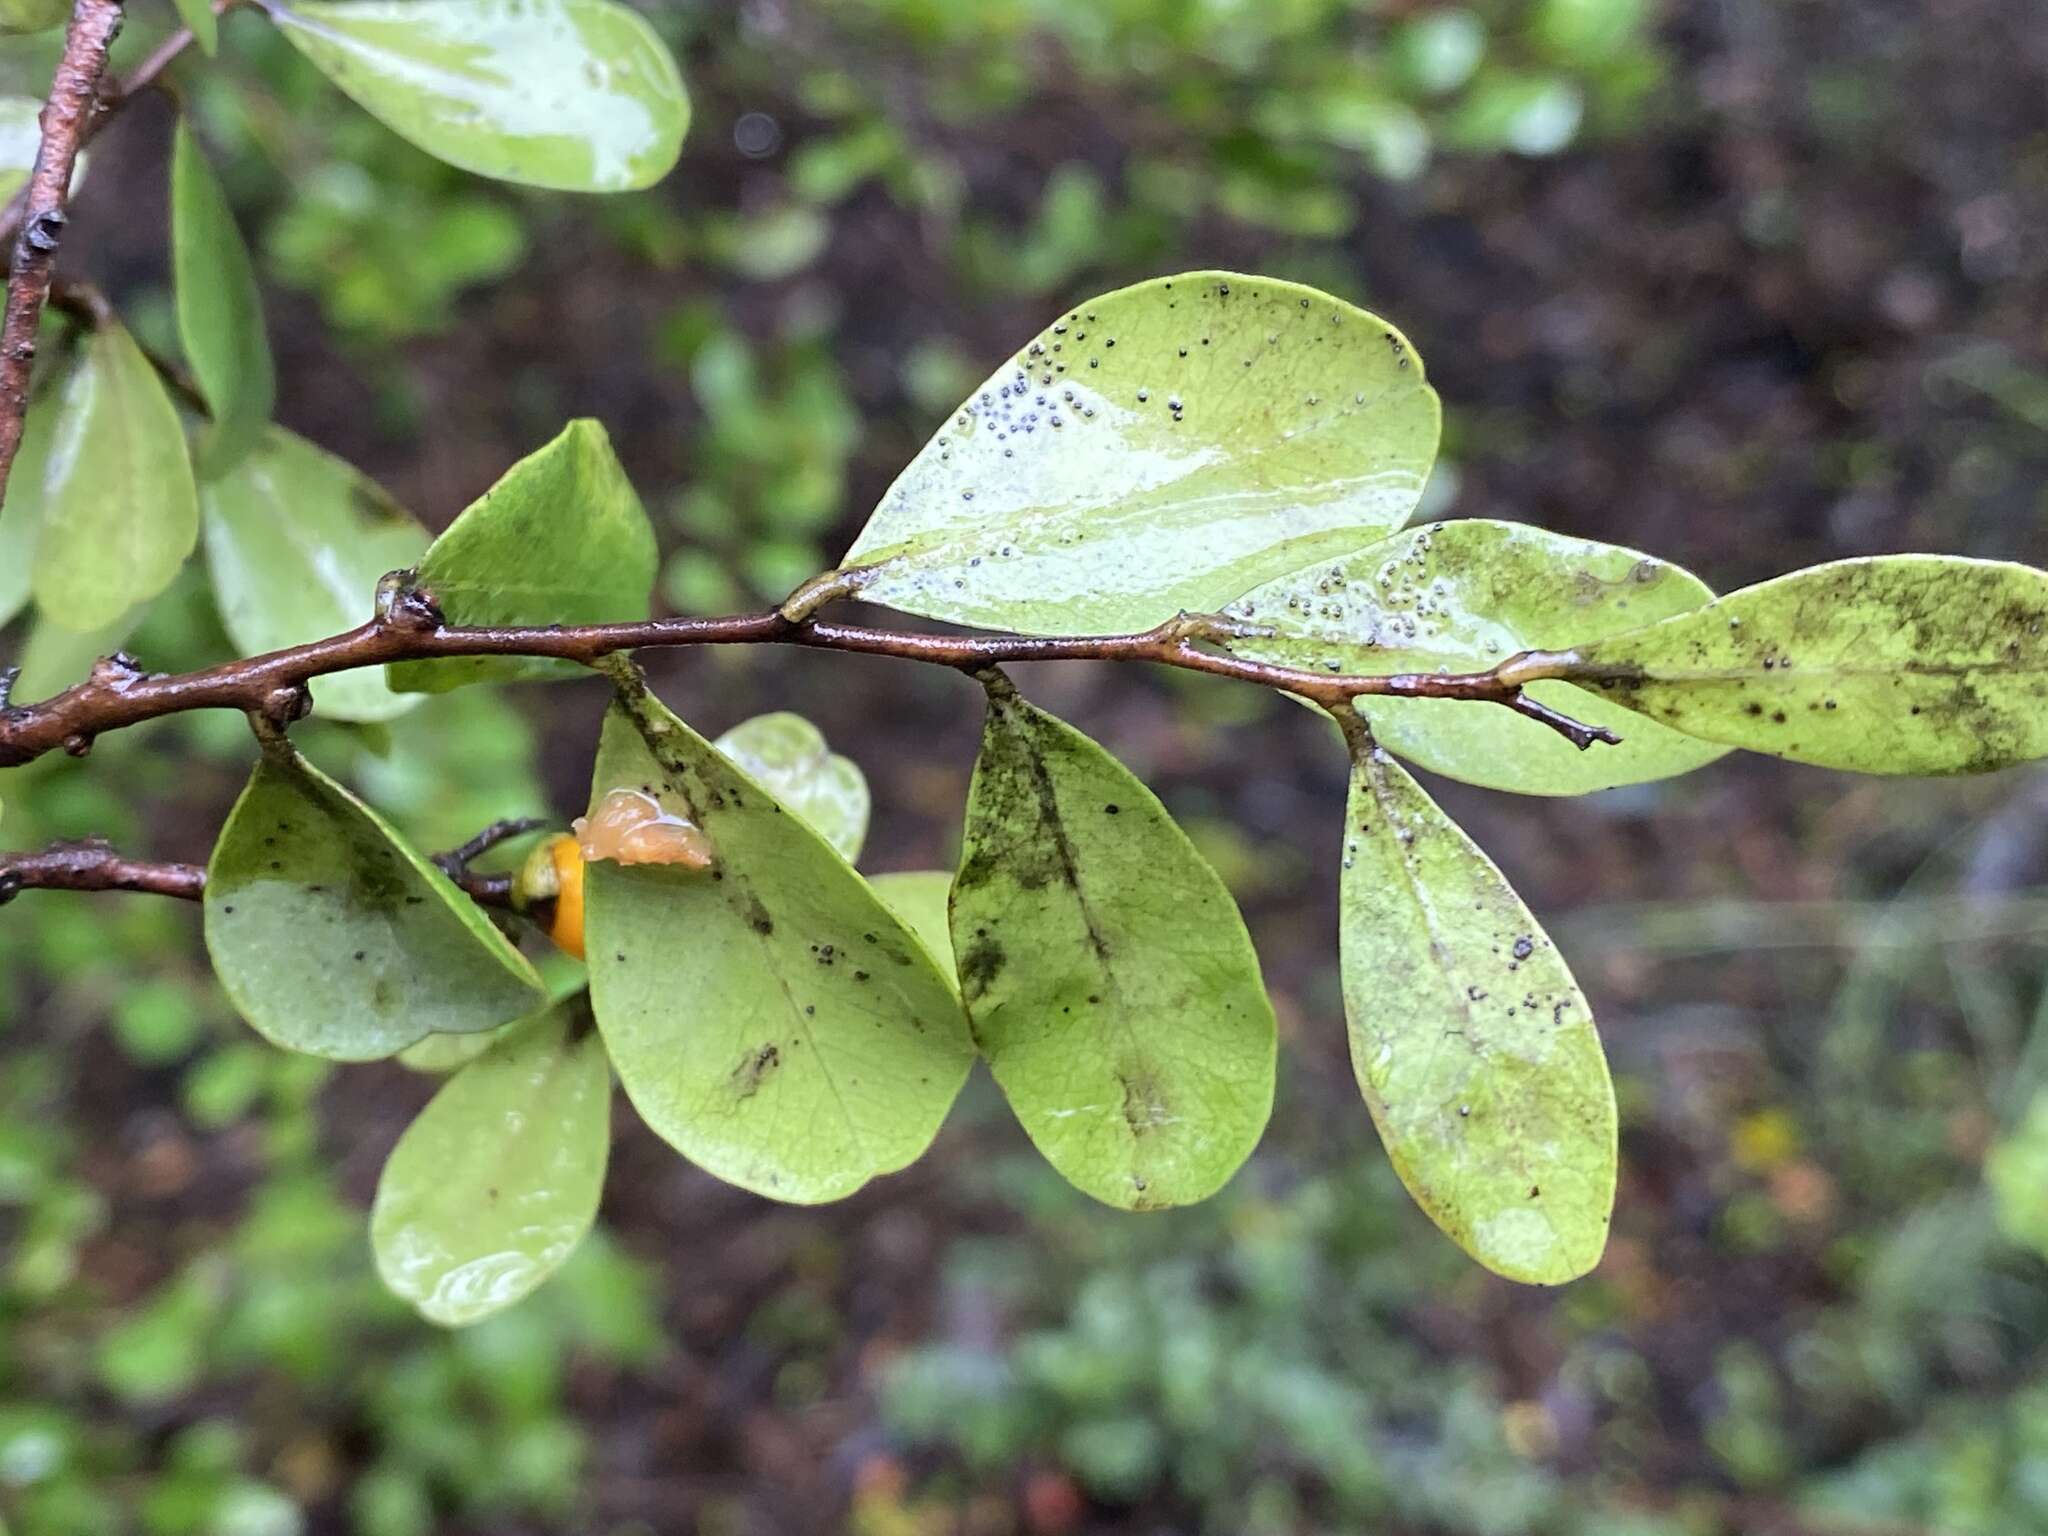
[1340,736,1614,1282]
[951,679,1276,1209]
[833,272,1441,635]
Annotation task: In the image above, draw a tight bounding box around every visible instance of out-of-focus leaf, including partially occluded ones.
[373,1004,610,1325]
[830,271,1440,635]
[0,0,66,39]
[388,419,657,693]
[1566,555,2048,774]
[584,680,975,1201]
[1339,737,1614,1282]
[204,744,545,1060]
[951,679,1276,1209]
[868,871,955,976]
[271,0,689,191]
[0,379,55,627]
[173,0,219,54]
[202,428,428,722]
[712,712,869,863]
[30,320,199,630]
[1222,519,1727,794]
[1989,1090,2048,1261]
[172,122,274,475]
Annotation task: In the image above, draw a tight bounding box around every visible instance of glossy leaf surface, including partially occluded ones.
[30,321,199,630]
[272,0,688,192]
[1223,520,1728,794]
[1567,556,2048,774]
[372,1005,610,1326]
[835,272,1441,635]
[951,681,1276,1209]
[388,419,657,693]
[584,682,974,1202]
[204,746,545,1060]
[868,871,955,977]
[1340,741,1614,1282]
[172,122,273,475]
[712,712,869,863]
[202,429,429,722]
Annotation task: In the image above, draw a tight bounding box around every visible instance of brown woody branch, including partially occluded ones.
[0,824,542,908]
[0,0,125,514]
[0,0,237,255]
[0,591,1612,769]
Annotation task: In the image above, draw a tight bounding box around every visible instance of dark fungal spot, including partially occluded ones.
[958,935,1006,1000]
[1104,803,1120,815]
[731,1043,780,1098]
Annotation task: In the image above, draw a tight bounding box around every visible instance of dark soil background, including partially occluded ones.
[7,1,2048,1533]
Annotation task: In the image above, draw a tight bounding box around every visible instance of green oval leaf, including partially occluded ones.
[387,419,657,694]
[1563,555,2048,774]
[950,679,1277,1209]
[1222,520,1729,794]
[270,0,688,192]
[868,871,956,976]
[30,320,199,631]
[1340,737,1614,1282]
[203,429,429,722]
[0,95,54,203]
[172,122,273,477]
[372,1003,610,1325]
[204,744,546,1060]
[584,680,975,1202]
[0,381,55,627]
[712,712,869,864]
[0,1,67,39]
[832,272,1441,635]
[173,0,219,55]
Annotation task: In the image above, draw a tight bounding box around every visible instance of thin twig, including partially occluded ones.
[0,837,204,903]
[0,824,543,909]
[0,587,1611,767]
[0,0,124,514]
[0,0,240,254]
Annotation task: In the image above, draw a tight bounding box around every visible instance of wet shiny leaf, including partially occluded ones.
[1223,520,1728,794]
[202,428,428,722]
[584,680,974,1201]
[388,419,657,693]
[373,1004,609,1326]
[272,0,688,192]
[1340,738,1614,1282]
[30,320,198,631]
[204,744,545,1059]
[172,122,273,475]
[951,679,1276,1209]
[833,272,1440,635]
[713,712,869,863]
[1566,555,2048,774]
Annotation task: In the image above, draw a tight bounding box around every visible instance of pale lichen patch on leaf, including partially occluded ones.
[835,272,1442,636]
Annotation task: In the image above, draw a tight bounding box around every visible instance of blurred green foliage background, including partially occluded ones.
[6,0,2048,1532]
